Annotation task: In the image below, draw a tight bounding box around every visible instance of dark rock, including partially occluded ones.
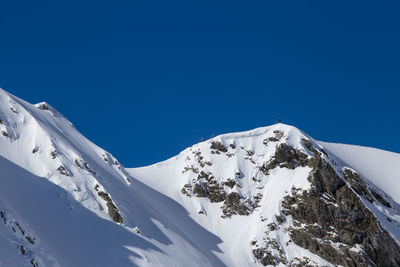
[260,144,308,175]
[15,222,25,236]
[280,149,400,267]
[193,183,207,198]
[26,236,35,244]
[252,248,276,266]
[371,190,391,208]
[57,165,69,176]
[264,130,285,144]
[225,192,240,206]
[275,214,285,224]
[343,169,374,203]
[97,192,123,224]
[75,159,82,168]
[210,141,228,152]
[30,259,39,267]
[19,245,26,255]
[0,211,6,224]
[222,179,236,189]
[182,165,199,174]
[267,223,276,231]
[38,103,50,110]
[222,192,249,217]
[302,138,314,153]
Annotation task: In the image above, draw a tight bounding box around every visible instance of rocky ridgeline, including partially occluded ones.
[257,139,400,266]
[180,129,400,266]
[278,142,400,267]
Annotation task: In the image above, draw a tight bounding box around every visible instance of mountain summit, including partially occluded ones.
[0,88,399,266]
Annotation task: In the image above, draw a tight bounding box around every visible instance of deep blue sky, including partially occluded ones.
[1,1,399,167]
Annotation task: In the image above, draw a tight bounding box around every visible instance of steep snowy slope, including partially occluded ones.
[130,124,400,266]
[318,142,400,204]
[1,87,400,266]
[0,88,224,267]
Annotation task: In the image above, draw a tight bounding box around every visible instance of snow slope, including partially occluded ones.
[129,124,333,266]
[129,124,400,266]
[319,142,400,204]
[0,88,224,267]
[0,87,400,266]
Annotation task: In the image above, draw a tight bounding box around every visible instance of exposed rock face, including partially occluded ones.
[97,192,123,224]
[263,130,284,144]
[190,171,227,202]
[179,129,400,266]
[57,165,70,176]
[342,168,374,203]
[279,143,400,267]
[259,143,308,175]
[210,141,228,153]
[370,189,392,208]
[37,103,50,110]
[221,192,249,217]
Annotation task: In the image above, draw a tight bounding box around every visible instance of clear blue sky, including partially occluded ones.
[1,1,399,167]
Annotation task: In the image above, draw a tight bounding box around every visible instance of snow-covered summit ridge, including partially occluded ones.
[0,88,132,223]
[131,120,400,266]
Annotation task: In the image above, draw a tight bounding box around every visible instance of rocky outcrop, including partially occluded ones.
[221,192,249,218]
[210,141,228,153]
[57,165,70,176]
[251,138,400,266]
[97,192,123,224]
[263,130,284,144]
[279,145,400,267]
[179,129,400,266]
[37,103,50,110]
[259,143,308,175]
[342,168,374,203]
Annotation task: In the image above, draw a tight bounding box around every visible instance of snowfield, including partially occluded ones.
[0,88,399,266]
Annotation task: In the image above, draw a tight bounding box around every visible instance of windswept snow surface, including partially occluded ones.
[319,142,400,204]
[0,88,223,267]
[0,87,399,266]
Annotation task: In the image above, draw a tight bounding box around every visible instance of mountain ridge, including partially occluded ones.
[129,123,400,266]
[0,88,399,266]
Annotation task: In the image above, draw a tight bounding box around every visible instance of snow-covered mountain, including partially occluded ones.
[0,88,399,266]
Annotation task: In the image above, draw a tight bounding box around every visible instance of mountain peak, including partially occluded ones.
[132,121,400,266]
[0,89,400,266]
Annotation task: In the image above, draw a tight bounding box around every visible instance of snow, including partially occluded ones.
[319,141,400,204]
[0,87,399,266]
[0,88,223,266]
[129,125,332,266]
